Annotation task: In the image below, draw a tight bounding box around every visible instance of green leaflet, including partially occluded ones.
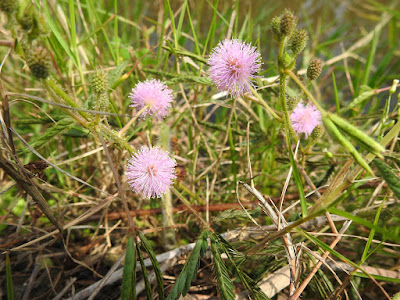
[137,243,153,300]
[323,117,374,175]
[210,234,236,300]
[121,236,137,300]
[215,234,270,300]
[328,113,385,154]
[139,232,165,300]
[373,159,400,199]
[21,118,75,153]
[166,230,209,300]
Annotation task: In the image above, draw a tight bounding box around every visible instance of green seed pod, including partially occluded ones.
[18,4,35,31]
[311,124,325,140]
[271,16,282,40]
[328,113,385,154]
[291,29,308,55]
[280,9,297,37]
[307,59,324,80]
[91,68,109,94]
[98,93,110,112]
[0,0,18,13]
[323,116,374,176]
[27,47,51,79]
[286,95,300,111]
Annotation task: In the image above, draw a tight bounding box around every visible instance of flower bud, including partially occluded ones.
[91,68,109,94]
[98,93,110,112]
[271,16,282,40]
[280,9,297,37]
[18,5,35,30]
[27,47,51,79]
[286,95,300,111]
[307,59,324,80]
[291,29,308,55]
[310,124,325,140]
[0,0,18,13]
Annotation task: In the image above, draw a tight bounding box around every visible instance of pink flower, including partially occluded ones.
[129,79,173,120]
[126,146,176,199]
[208,39,262,97]
[290,103,322,138]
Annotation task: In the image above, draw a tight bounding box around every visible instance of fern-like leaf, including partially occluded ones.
[373,159,400,199]
[31,118,75,149]
[216,234,270,300]
[210,233,236,300]
[166,230,209,300]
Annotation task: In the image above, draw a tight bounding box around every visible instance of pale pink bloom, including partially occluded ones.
[208,39,262,97]
[129,79,173,120]
[290,103,322,138]
[126,146,176,199]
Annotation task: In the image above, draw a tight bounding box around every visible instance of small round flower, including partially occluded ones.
[126,146,176,199]
[290,103,322,138]
[208,39,262,97]
[129,79,173,120]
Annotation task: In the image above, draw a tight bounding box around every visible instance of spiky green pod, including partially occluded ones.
[286,95,300,111]
[18,5,35,30]
[280,9,297,37]
[0,0,18,13]
[311,124,325,140]
[307,59,324,80]
[91,68,109,94]
[98,93,110,112]
[323,117,374,175]
[291,29,308,55]
[27,47,51,79]
[271,16,282,40]
[328,113,385,154]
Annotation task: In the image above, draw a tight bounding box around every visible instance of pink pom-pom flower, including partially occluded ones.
[290,103,322,138]
[208,39,262,97]
[129,79,173,120]
[126,146,176,199]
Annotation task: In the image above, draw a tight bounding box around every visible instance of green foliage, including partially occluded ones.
[373,159,400,200]
[137,243,153,300]
[121,236,137,300]
[28,118,75,150]
[214,234,271,300]
[166,230,209,300]
[210,233,236,300]
[139,232,165,299]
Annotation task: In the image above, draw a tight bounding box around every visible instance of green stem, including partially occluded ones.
[100,124,135,154]
[43,79,91,121]
[248,85,283,122]
[285,69,326,115]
